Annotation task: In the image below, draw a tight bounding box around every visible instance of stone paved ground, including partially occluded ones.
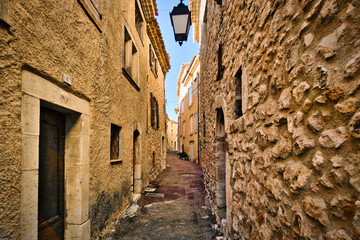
[102,151,221,240]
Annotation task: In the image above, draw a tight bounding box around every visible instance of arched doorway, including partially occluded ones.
[133,130,141,198]
[215,108,226,218]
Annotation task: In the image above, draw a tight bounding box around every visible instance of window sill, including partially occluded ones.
[78,0,102,32]
[110,159,123,164]
[122,68,140,92]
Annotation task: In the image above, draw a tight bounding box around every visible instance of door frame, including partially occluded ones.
[21,71,90,239]
[132,130,141,195]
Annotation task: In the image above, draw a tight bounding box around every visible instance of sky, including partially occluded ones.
[156,0,199,122]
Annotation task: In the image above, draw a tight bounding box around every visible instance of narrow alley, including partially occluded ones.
[101,151,220,240]
[1,0,360,239]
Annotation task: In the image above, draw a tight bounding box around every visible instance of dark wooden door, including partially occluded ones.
[38,107,65,240]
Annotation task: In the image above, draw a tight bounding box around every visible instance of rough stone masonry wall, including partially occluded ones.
[200,0,360,239]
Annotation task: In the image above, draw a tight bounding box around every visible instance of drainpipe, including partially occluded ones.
[197,74,200,165]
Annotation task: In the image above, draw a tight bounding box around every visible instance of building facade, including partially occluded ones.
[176,55,200,163]
[196,0,360,239]
[166,114,178,151]
[0,0,169,239]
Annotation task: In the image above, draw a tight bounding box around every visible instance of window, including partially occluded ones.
[150,93,159,129]
[190,115,193,134]
[183,121,185,137]
[78,0,101,29]
[0,0,9,24]
[234,66,243,118]
[189,87,192,106]
[110,124,121,160]
[195,113,198,133]
[123,28,140,90]
[193,78,198,97]
[135,1,144,41]
[149,45,158,77]
[152,151,155,166]
[216,43,224,81]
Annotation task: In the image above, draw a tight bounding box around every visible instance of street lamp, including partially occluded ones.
[169,0,192,46]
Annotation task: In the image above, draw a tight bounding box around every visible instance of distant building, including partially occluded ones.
[176,55,200,163]
[0,0,169,239]
[166,115,178,151]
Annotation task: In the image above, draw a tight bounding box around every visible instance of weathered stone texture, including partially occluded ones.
[199,0,360,239]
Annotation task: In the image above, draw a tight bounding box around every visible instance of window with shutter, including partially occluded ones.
[150,93,159,129]
[156,100,159,129]
[135,1,144,41]
[151,93,155,127]
[189,87,192,106]
[0,0,9,25]
[195,113,198,133]
[123,28,140,91]
[149,45,158,77]
[78,0,102,30]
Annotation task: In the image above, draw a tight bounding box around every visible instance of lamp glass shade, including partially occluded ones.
[172,14,189,35]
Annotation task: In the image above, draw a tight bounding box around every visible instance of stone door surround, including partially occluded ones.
[21,70,90,239]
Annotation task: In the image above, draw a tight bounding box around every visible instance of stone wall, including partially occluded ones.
[0,0,168,238]
[199,0,360,239]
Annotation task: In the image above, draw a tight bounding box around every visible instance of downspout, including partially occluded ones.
[197,73,200,165]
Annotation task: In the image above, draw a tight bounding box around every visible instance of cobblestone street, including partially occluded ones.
[102,151,220,240]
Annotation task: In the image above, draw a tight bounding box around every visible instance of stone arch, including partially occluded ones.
[215,107,226,219]
[133,129,141,197]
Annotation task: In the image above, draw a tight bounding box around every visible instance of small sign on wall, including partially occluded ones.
[63,73,72,85]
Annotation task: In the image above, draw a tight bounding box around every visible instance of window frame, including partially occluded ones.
[188,86,192,107]
[183,121,185,138]
[78,0,102,31]
[190,115,193,135]
[110,124,122,162]
[135,0,145,42]
[150,93,159,129]
[195,113,198,133]
[149,45,158,78]
[122,27,140,91]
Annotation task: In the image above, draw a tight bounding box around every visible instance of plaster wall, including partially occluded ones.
[0,0,167,238]
[178,57,200,163]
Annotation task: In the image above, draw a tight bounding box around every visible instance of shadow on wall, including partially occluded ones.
[91,179,131,236]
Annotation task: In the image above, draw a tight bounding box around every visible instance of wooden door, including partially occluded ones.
[38,107,65,240]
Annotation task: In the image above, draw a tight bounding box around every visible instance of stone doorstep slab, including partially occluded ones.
[121,203,139,218]
[144,187,157,192]
[145,193,165,198]
[179,173,196,177]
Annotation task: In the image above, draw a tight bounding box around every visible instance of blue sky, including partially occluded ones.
[156,0,199,122]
